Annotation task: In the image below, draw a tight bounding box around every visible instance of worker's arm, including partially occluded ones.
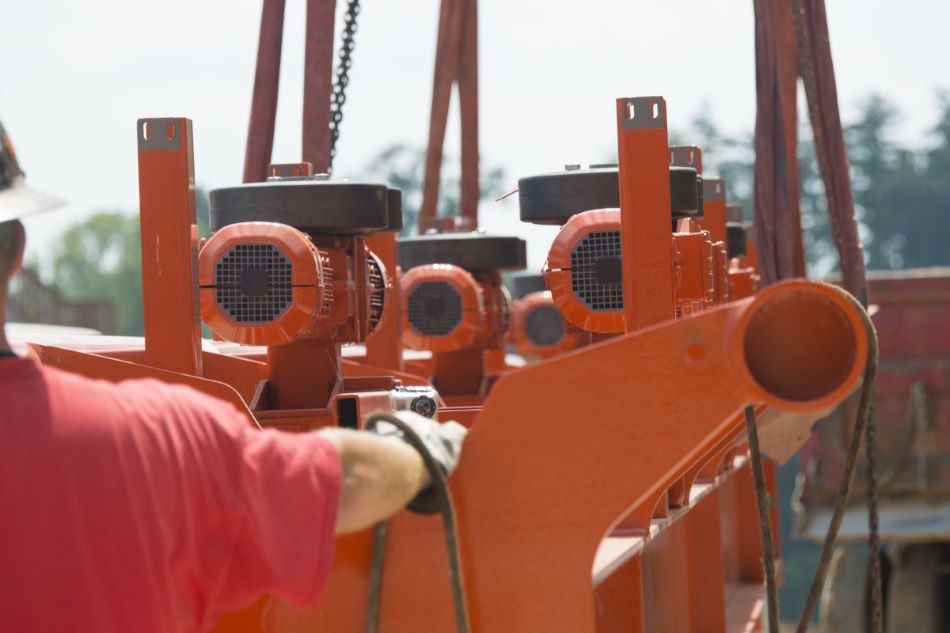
[318,428,430,534]
[319,413,467,534]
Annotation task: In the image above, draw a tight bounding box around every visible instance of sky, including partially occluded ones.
[4,0,949,272]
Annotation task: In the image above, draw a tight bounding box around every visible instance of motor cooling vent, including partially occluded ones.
[215,243,293,323]
[525,305,565,347]
[366,252,386,332]
[570,230,624,312]
[407,282,463,336]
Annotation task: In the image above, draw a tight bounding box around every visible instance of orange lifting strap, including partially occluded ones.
[753,0,868,306]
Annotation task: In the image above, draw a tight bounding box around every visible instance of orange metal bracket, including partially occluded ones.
[702,178,728,246]
[615,97,675,331]
[136,118,203,376]
[670,145,703,174]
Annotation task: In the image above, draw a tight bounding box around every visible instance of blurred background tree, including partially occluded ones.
[8,189,210,336]
[359,144,506,235]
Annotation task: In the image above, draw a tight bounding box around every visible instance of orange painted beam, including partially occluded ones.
[136,118,203,376]
[615,97,675,330]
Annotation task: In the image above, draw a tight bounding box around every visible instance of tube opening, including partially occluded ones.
[743,290,858,403]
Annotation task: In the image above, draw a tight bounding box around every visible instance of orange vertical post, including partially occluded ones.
[615,97,675,331]
[136,117,203,375]
[684,489,728,632]
[702,178,728,246]
[670,145,703,174]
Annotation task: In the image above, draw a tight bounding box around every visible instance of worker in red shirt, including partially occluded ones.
[0,119,467,632]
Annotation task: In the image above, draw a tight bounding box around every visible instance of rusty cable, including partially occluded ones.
[794,286,879,633]
[744,405,781,633]
[363,413,470,633]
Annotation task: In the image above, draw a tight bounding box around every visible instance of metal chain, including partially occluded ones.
[328,0,360,172]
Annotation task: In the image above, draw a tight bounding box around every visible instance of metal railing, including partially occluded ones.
[7,267,115,333]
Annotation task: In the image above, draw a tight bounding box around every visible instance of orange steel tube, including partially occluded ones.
[136,118,203,376]
[211,279,868,633]
[616,97,675,330]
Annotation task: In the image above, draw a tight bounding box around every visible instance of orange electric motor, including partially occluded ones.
[398,233,525,353]
[518,164,702,333]
[508,273,583,358]
[199,177,398,347]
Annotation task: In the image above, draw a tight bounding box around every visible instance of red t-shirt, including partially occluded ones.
[0,357,341,633]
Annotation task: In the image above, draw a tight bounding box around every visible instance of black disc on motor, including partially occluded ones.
[670,167,701,219]
[519,168,620,225]
[727,223,748,257]
[511,273,548,299]
[518,165,701,225]
[385,188,404,232]
[399,233,527,272]
[210,180,389,234]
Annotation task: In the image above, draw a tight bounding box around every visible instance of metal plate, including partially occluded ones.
[209,180,389,234]
[398,233,527,272]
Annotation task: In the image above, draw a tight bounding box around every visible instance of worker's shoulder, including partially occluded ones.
[42,364,241,426]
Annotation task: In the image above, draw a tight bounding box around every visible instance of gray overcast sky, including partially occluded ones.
[4,0,949,271]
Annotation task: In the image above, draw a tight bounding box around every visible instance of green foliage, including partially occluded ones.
[690,94,950,273]
[360,144,506,235]
[848,93,950,269]
[47,189,210,336]
[52,211,143,335]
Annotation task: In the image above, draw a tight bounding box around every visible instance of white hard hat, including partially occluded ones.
[0,119,66,223]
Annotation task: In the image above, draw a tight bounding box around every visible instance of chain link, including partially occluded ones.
[328,0,360,172]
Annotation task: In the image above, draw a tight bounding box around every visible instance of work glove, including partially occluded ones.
[366,411,467,514]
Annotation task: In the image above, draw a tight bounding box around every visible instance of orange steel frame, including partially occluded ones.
[209,98,860,632]
[212,279,866,633]
[29,100,866,632]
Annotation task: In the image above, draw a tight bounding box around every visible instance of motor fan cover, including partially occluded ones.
[400,264,485,352]
[198,222,330,346]
[545,208,625,333]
